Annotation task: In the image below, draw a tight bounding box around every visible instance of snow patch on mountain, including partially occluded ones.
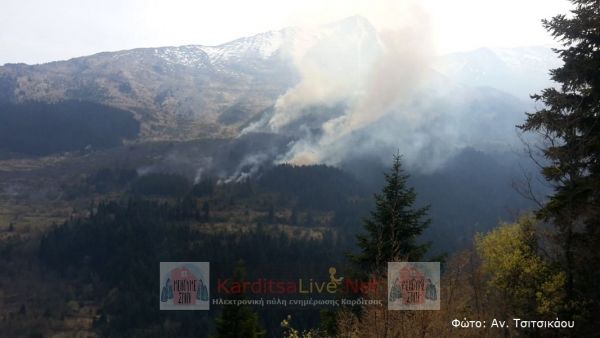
[150,15,382,71]
[153,46,211,68]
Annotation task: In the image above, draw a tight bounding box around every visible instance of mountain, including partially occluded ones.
[0,16,381,141]
[434,46,562,99]
[0,44,294,140]
[0,16,559,161]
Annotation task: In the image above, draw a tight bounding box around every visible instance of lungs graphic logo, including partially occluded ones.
[388,262,440,310]
[160,262,209,310]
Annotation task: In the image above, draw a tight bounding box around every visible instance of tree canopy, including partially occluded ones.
[351,155,430,274]
[518,0,600,332]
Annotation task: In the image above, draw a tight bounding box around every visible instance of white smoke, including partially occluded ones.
[266,16,379,131]
[258,6,440,168]
[239,3,529,172]
[219,152,270,184]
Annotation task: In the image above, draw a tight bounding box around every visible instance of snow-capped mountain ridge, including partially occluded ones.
[143,15,380,69]
[152,45,211,68]
[0,15,561,141]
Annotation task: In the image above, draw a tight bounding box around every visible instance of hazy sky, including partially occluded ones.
[0,0,572,65]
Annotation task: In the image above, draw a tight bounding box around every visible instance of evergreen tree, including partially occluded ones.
[518,0,600,329]
[214,264,265,338]
[351,155,430,274]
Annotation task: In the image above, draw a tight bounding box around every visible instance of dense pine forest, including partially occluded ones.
[0,101,139,157]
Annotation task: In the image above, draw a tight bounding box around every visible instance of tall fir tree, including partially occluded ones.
[518,0,600,331]
[213,263,265,338]
[351,155,430,275]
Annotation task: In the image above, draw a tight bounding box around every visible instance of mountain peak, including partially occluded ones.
[324,15,377,34]
[333,15,372,26]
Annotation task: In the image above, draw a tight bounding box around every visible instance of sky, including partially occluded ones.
[0,0,572,65]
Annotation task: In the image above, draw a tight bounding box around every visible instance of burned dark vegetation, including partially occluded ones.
[1,0,599,337]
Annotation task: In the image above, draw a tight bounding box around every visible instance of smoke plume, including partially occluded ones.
[259,6,438,168]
